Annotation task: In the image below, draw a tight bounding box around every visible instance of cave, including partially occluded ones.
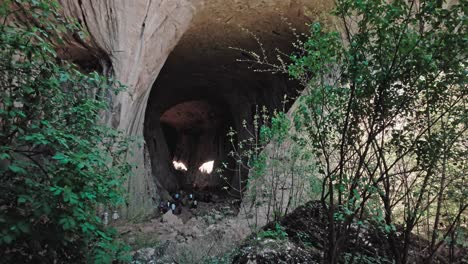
[143,14,307,198]
[158,99,232,190]
[49,0,335,216]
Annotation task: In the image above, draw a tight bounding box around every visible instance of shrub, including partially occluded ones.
[0,1,131,262]
[238,0,466,262]
[258,222,288,241]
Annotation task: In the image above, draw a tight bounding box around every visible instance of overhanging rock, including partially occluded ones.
[57,0,335,218]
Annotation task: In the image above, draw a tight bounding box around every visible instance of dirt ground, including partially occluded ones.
[115,191,249,263]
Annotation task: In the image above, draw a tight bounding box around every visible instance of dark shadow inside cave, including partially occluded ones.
[159,100,233,191]
[143,16,307,201]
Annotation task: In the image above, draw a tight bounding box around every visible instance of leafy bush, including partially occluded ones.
[258,222,288,240]
[219,107,314,231]
[238,0,466,263]
[290,1,466,262]
[0,1,131,262]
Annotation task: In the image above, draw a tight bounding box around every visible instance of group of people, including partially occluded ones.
[158,191,198,215]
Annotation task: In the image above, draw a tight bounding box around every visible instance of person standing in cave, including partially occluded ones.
[188,193,197,209]
[171,202,182,215]
[173,192,181,204]
[190,199,198,209]
[158,201,168,214]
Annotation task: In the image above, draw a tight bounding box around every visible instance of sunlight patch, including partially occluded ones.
[173,160,188,171]
[199,160,214,174]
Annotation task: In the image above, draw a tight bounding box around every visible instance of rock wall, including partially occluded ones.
[58,0,196,217]
[57,0,335,218]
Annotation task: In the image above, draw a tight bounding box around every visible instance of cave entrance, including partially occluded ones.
[142,2,313,203]
[159,100,232,191]
[143,48,300,201]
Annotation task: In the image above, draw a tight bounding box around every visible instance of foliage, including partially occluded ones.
[343,252,393,264]
[238,0,466,263]
[218,106,314,232]
[257,222,288,241]
[0,1,131,262]
[294,0,467,262]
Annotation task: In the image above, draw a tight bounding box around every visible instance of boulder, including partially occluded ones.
[161,211,183,226]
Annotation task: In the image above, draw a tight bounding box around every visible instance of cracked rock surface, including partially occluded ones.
[54,0,335,217]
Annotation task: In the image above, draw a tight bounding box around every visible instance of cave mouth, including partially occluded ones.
[142,4,311,202]
[159,100,233,192]
[144,67,299,202]
[143,48,301,201]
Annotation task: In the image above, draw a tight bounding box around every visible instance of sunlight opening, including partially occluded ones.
[173,160,188,171]
[199,160,214,174]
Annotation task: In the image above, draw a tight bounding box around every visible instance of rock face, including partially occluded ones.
[58,0,196,216]
[232,201,468,264]
[56,0,335,217]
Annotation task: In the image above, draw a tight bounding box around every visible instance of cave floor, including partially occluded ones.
[157,189,241,224]
[115,191,249,263]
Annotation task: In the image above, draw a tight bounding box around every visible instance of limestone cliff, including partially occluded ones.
[55,0,335,218]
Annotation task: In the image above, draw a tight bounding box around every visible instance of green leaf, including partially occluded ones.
[8,165,26,174]
[3,235,14,244]
[50,186,63,196]
[17,222,30,233]
[17,195,29,204]
[52,153,70,164]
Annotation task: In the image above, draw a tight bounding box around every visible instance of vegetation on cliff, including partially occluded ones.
[0,1,131,262]
[231,0,467,263]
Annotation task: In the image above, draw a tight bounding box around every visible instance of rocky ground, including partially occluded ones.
[232,201,468,264]
[117,199,467,264]
[116,192,250,263]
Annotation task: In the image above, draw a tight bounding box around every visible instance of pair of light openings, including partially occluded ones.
[172,160,214,174]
